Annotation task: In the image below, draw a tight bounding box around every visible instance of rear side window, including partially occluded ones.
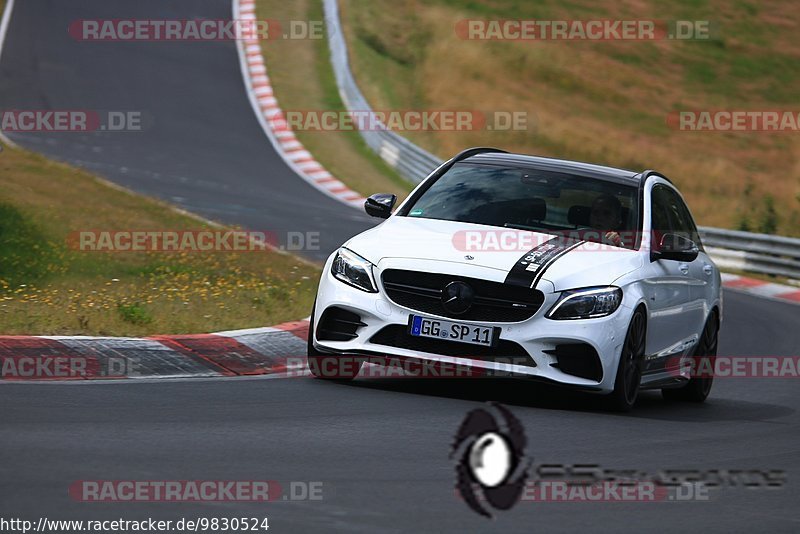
[651,185,673,236]
[652,184,703,250]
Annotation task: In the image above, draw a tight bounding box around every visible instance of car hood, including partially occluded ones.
[344,217,642,291]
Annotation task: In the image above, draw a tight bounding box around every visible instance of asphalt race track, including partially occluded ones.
[1,292,799,532]
[0,0,373,262]
[1,1,799,533]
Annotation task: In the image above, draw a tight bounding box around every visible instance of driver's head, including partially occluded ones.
[590,194,623,231]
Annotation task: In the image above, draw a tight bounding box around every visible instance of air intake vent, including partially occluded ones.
[316,307,366,342]
[545,343,603,382]
[381,269,544,322]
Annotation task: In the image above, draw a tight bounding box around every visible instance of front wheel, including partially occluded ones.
[662,312,718,403]
[307,302,363,381]
[606,308,646,412]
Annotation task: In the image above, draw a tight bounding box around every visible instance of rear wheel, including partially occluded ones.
[606,308,646,412]
[307,302,363,381]
[662,312,718,403]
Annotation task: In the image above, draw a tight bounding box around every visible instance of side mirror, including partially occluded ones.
[364,193,396,219]
[652,233,699,262]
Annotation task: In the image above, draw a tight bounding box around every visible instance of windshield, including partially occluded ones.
[402,163,641,249]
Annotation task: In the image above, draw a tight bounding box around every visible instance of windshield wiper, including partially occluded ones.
[503,222,567,232]
[503,223,542,231]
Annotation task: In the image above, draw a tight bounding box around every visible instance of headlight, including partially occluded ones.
[546,286,622,320]
[331,248,378,293]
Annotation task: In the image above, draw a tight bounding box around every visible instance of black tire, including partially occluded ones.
[606,308,647,412]
[662,311,718,403]
[307,302,363,381]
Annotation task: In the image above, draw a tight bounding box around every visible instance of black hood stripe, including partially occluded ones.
[504,236,584,289]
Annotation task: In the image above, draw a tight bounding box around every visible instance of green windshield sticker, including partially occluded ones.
[410,209,424,216]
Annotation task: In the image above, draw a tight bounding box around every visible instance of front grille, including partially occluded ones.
[545,343,603,382]
[381,269,544,322]
[316,307,366,341]
[369,325,535,367]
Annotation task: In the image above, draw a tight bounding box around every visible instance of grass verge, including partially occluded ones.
[0,143,319,336]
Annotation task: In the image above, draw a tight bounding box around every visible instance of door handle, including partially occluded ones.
[679,263,689,275]
[703,264,713,276]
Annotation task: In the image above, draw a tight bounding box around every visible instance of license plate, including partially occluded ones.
[408,315,499,347]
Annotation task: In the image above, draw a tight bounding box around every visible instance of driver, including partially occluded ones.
[589,194,624,246]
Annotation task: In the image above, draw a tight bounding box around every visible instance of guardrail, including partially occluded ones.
[699,227,800,280]
[324,0,800,280]
[324,0,441,184]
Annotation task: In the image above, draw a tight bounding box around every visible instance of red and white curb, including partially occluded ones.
[721,273,800,305]
[0,321,310,381]
[234,0,365,209]
[2,275,797,381]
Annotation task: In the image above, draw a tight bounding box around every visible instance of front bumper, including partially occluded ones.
[313,256,633,394]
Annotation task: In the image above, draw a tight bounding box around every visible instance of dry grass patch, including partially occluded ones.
[341,0,800,234]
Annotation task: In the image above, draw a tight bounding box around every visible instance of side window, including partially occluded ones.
[673,193,703,251]
[650,185,674,239]
[664,188,704,251]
